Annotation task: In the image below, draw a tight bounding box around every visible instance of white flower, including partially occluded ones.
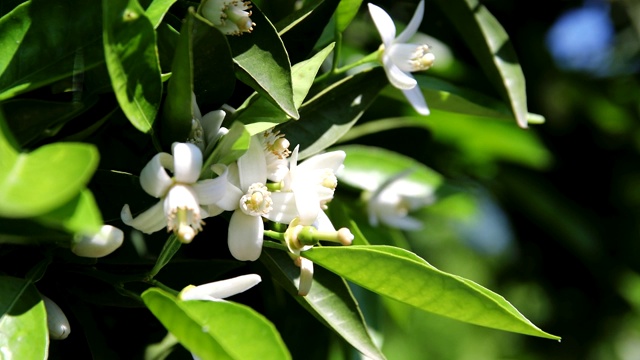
[71,225,124,258]
[42,295,70,340]
[200,0,255,35]
[179,274,262,301]
[260,130,291,182]
[367,171,434,230]
[368,0,434,115]
[220,135,272,261]
[121,143,229,243]
[266,146,346,226]
[187,94,228,158]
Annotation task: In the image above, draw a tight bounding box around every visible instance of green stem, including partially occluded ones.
[315,51,380,83]
[147,279,180,297]
[262,239,288,252]
[264,230,285,242]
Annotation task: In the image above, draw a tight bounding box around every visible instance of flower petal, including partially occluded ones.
[72,225,124,258]
[228,210,263,261]
[396,0,425,43]
[292,186,320,225]
[382,214,424,230]
[180,274,262,301]
[368,3,396,47]
[313,210,336,232]
[172,142,203,184]
[238,136,267,190]
[402,86,430,115]
[140,152,174,198]
[121,202,167,234]
[296,150,346,173]
[297,257,314,296]
[202,110,226,148]
[192,167,229,205]
[264,192,298,224]
[382,55,418,90]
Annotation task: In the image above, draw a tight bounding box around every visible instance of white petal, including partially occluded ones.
[313,210,336,232]
[213,183,244,211]
[228,210,263,261]
[402,86,430,115]
[180,274,262,301]
[297,257,314,296]
[72,225,124,258]
[202,110,226,147]
[396,0,425,43]
[293,186,320,225]
[264,192,298,224]
[192,167,229,205]
[368,3,396,47]
[238,136,267,190]
[297,150,345,173]
[172,143,203,184]
[121,202,167,234]
[382,55,417,90]
[140,152,174,198]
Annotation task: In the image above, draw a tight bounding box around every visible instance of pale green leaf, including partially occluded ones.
[335,0,363,33]
[146,0,177,28]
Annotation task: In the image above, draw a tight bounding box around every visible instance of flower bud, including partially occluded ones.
[72,225,124,258]
[42,295,70,340]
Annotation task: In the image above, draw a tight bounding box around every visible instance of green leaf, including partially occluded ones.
[201,122,251,179]
[103,0,162,133]
[302,245,560,340]
[233,43,335,126]
[277,0,340,64]
[334,145,443,195]
[278,67,388,159]
[0,139,99,218]
[0,0,104,101]
[335,0,363,33]
[261,248,385,360]
[146,0,177,28]
[435,0,528,128]
[35,189,103,235]
[342,113,552,170]
[228,4,298,119]
[0,276,48,360]
[142,287,291,360]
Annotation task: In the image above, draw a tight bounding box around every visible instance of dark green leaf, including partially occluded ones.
[142,287,291,360]
[228,4,297,119]
[335,0,363,33]
[435,0,528,128]
[261,248,385,360]
[35,189,103,235]
[303,245,561,339]
[278,67,388,159]
[103,0,162,133]
[201,121,250,178]
[0,276,48,360]
[0,0,104,101]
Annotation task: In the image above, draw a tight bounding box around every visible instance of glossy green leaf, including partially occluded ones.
[103,0,162,133]
[35,189,103,235]
[233,43,335,126]
[0,276,48,360]
[0,139,99,218]
[142,287,291,360]
[201,121,250,179]
[435,0,528,128]
[146,0,177,28]
[261,248,384,360]
[335,0,363,33]
[341,113,552,170]
[302,245,560,339]
[0,0,104,101]
[279,67,388,159]
[334,145,443,195]
[228,4,297,119]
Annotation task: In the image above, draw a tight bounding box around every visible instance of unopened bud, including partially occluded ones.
[42,295,70,340]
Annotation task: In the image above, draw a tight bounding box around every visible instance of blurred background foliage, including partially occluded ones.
[333,0,640,359]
